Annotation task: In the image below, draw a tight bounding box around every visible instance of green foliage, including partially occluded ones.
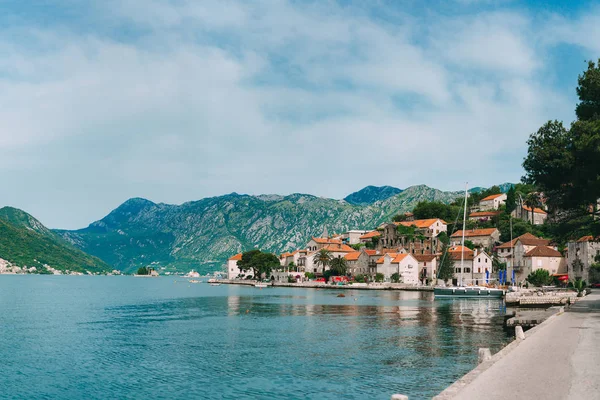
[572,278,588,297]
[350,243,365,251]
[237,249,280,279]
[353,274,366,283]
[526,269,553,287]
[136,266,148,275]
[287,275,296,283]
[467,186,502,207]
[505,186,517,214]
[589,263,600,284]
[329,257,348,276]
[412,201,460,221]
[437,231,449,245]
[313,249,333,273]
[391,272,400,283]
[492,255,506,273]
[392,213,409,222]
[396,224,416,241]
[576,59,600,121]
[0,209,112,273]
[304,272,316,279]
[365,236,379,249]
[375,273,385,283]
[497,213,544,243]
[437,244,455,282]
[464,240,476,250]
[323,269,335,282]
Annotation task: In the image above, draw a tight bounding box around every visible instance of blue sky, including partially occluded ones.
[0,0,599,229]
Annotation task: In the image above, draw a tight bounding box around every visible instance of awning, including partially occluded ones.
[552,273,569,281]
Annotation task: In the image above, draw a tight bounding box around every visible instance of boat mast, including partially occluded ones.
[460,182,468,287]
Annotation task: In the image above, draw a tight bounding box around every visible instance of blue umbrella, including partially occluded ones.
[485,269,489,284]
[512,269,516,285]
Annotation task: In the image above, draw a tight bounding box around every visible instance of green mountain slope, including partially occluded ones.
[55,185,462,274]
[0,207,112,273]
[344,185,402,205]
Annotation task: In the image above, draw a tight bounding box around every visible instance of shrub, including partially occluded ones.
[391,272,400,283]
[304,272,316,280]
[375,273,385,283]
[354,274,366,283]
[526,269,553,287]
[136,267,148,275]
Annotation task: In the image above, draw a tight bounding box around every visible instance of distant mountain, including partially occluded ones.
[0,207,112,273]
[344,185,402,205]
[55,185,462,274]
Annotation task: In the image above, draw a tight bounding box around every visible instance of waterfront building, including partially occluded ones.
[344,250,370,276]
[413,254,437,284]
[358,230,381,244]
[227,253,253,279]
[468,211,501,222]
[450,228,500,251]
[375,253,419,284]
[567,236,600,282]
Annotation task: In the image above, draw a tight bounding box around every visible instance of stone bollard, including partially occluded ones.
[559,306,564,314]
[478,348,492,364]
[515,325,525,340]
[391,395,408,400]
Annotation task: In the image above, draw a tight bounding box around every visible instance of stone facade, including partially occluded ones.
[567,236,600,282]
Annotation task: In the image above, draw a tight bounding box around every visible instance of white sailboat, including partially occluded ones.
[434,183,505,299]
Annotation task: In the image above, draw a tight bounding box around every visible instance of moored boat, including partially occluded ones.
[434,286,504,298]
[254,282,268,288]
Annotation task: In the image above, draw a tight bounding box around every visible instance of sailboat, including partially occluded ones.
[434,183,505,299]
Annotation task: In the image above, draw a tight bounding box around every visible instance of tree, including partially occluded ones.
[237,250,280,279]
[391,272,401,283]
[524,192,541,224]
[576,59,600,121]
[464,240,476,250]
[572,278,588,297]
[526,269,553,287]
[313,249,332,274]
[375,273,385,282]
[437,244,455,282]
[350,243,365,251]
[505,186,517,215]
[136,266,148,275]
[437,231,450,245]
[329,256,348,276]
[392,213,408,222]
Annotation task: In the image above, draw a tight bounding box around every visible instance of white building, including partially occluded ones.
[227,253,253,279]
[375,253,419,284]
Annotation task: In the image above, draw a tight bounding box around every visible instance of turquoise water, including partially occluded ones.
[0,276,509,399]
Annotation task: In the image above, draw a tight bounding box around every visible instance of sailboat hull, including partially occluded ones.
[434,287,504,298]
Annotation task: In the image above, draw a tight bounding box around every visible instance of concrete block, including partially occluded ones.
[515,325,525,340]
[478,348,492,364]
[391,395,408,400]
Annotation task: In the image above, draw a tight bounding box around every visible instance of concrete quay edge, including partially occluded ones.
[431,305,566,399]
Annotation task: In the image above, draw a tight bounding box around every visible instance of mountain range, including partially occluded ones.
[53,184,469,274]
[0,207,111,273]
[1,183,514,274]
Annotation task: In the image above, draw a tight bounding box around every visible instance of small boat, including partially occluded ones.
[189,279,201,284]
[210,282,221,286]
[254,282,269,288]
[434,183,505,300]
[208,278,217,283]
[434,286,504,298]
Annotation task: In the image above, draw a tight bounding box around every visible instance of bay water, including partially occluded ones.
[0,276,510,399]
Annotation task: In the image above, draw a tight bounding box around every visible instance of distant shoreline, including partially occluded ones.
[217,279,435,292]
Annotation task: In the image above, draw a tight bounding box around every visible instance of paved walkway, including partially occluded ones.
[447,293,600,399]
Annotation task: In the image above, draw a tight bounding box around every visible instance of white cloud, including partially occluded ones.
[0,0,588,228]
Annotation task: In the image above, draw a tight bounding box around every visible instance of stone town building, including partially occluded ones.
[344,250,370,276]
[359,230,381,244]
[447,246,492,285]
[479,193,507,210]
[450,228,500,250]
[377,220,446,256]
[413,254,437,284]
[512,205,548,225]
[375,253,419,284]
[567,236,600,282]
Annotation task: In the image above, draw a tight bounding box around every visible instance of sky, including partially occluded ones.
[0,0,599,229]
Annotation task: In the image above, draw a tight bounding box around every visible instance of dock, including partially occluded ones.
[504,306,563,329]
[431,292,600,399]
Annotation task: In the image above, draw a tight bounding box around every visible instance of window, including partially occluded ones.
[465,268,471,273]
[478,258,481,262]
[485,258,488,263]
[424,262,427,266]
[537,260,542,267]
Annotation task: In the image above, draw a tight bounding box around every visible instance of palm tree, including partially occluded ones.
[313,249,332,275]
[329,256,348,276]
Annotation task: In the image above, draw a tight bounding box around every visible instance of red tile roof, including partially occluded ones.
[522,205,547,214]
[448,245,474,255]
[481,193,505,201]
[396,219,447,229]
[228,253,242,261]
[359,230,381,239]
[322,244,355,253]
[469,211,501,218]
[364,249,378,256]
[524,246,561,257]
[344,252,361,261]
[577,235,600,243]
[497,233,550,249]
[451,228,499,238]
[413,254,436,262]
[312,237,343,244]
